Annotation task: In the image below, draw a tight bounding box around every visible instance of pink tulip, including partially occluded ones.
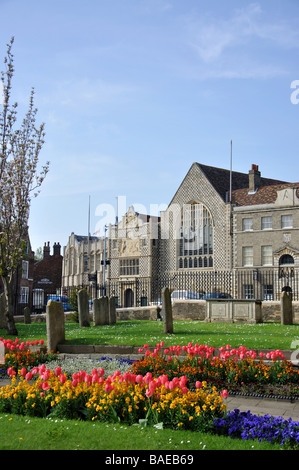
[55,367,62,376]
[20,367,27,376]
[25,372,32,381]
[221,389,229,399]
[59,374,67,384]
[42,382,50,390]
[135,374,143,384]
[98,368,105,377]
[195,381,202,389]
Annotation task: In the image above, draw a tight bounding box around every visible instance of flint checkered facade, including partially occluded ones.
[62,162,299,305]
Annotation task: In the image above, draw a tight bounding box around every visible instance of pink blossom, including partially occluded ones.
[20,367,27,376]
[195,381,202,389]
[221,389,229,399]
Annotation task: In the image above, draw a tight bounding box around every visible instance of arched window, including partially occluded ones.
[279,254,294,265]
[178,203,213,269]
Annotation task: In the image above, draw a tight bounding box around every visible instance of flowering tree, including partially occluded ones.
[0,37,49,334]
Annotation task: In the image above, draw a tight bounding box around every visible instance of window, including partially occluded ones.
[279,254,294,265]
[261,216,272,230]
[243,284,254,299]
[21,260,29,279]
[178,203,213,269]
[263,285,273,300]
[120,259,139,276]
[261,246,272,266]
[242,246,253,266]
[282,215,293,228]
[19,287,29,303]
[242,218,253,231]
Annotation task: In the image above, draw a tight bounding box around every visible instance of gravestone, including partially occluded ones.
[0,293,7,329]
[24,306,31,324]
[109,296,116,324]
[161,287,174,334]
[93,297,109,325]
[77,289,90,327]
[46,300,65,352]
[281,288,293,325]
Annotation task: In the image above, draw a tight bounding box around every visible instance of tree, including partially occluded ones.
[0,37,49,334]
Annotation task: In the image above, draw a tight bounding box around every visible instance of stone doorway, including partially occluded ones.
[125,288,134,307]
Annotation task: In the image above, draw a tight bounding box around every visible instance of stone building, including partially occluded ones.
[62,162,299,304]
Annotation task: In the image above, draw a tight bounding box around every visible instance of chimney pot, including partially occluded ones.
[249,165,261,193]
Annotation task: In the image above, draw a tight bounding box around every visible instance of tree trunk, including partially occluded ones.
[2,275,18,335]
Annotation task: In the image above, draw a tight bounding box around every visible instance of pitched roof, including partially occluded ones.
[196,163,289,203]
[232,182,299,206]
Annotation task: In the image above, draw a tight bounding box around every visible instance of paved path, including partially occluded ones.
[225,395,299,421]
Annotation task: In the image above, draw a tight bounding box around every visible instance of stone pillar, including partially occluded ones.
[281,289,293,325]
[24,306,31,324]
[77,289,90,327]
[46,300,65,352]
[161,287,174,334]
[109,297,116,324]
[0,293,7,329]
[93,297,109,326]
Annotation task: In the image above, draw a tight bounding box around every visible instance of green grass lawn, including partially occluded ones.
[0,412,284,451]
[1,320,298,350]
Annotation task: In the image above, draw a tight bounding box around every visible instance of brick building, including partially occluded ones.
[32,242,63,311]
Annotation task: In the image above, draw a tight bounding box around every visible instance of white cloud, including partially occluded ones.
[182,2,299,78]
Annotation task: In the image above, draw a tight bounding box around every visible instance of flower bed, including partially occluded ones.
[1,338,299,448]
[131,343,299,399]
[0,337,59,376]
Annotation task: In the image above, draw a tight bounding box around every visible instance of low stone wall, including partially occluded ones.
[12,301,299,324]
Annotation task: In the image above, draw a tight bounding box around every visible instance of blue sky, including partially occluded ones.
[1,0,299,253]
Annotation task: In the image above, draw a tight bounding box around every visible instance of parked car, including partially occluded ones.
[201,292,232,299]
[47,295,70,311]
[171,290,202,301]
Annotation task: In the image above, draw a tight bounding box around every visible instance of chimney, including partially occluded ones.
[53,242,61,256]
[43,241,50,259]
[249,164,261,193]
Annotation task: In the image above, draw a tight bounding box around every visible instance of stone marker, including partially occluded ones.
[109,296,116,324]
[281,288,293,325]
[93,297,109,325]
[0,293,7,329]
[161,287,174,334]
[24,306,31,324]
[46,300,65,352]
[77,289,90,327]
